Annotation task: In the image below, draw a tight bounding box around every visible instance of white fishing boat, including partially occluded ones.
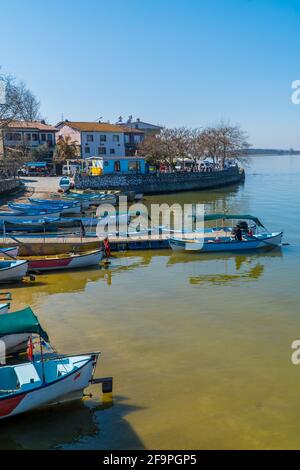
[0,260,28,282]
[0,353,101,419]
[25,249,103,272]
[169,214,283,253]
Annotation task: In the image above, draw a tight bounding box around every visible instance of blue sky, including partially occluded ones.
[1,0,300,148]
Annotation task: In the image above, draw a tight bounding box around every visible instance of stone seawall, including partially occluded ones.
[0,178,22,197]
[75,167,245,194]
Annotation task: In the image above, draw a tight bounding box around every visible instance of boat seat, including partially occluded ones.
[14,363,42,391]
[57,363,74,377]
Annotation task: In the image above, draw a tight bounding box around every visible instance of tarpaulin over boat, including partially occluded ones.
[203,214,266,228]
[1,218,85,233]
[0,307,49,340]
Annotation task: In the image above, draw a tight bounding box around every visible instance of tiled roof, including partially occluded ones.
[59,121,125,133]
[3,120,57,131]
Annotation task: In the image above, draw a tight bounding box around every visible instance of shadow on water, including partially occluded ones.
[0,395,146,450]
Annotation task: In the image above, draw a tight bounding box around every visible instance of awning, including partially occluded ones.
[25,162,47,168]
[202,214,265,228]
[0,307,49,340]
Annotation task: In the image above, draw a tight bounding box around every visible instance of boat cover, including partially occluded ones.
[0,307,49,340]
[203,214,265,228]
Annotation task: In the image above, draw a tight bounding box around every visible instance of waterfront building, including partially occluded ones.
[56,121,127,159]
[0,120,57,161]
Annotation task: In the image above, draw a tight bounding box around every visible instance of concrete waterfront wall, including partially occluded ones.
[75,167,245,194]
[0,178,22,197]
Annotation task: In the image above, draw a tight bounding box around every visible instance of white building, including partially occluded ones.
[56,121,126,159]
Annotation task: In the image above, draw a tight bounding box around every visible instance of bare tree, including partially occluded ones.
[139,123,250,171]
[214,122,250,167]
[0,69,42,172]
[0,70,41,128]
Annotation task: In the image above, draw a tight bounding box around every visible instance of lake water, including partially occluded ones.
[1,155,300,450]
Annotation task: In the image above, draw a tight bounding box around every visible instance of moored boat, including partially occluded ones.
[24,249,103,272]
[0,260,28,283]
[8,202,81,216]
[0,210,61,221]
[0,352,100,418]
[59,176,71,192]
[169,214,283,253]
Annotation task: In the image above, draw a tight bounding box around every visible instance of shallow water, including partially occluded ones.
[1,155,300,450]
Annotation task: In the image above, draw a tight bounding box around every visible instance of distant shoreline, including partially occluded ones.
[247,149,300,156]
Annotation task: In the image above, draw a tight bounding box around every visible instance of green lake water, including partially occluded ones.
[1,155,300,450]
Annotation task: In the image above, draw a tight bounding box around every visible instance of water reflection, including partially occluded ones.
[0,395,145,450]
[167,249,282,285]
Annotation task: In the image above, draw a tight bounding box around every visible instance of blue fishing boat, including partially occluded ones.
[9,201,81,215]
[0,209,61,221]
[169,214,283,253]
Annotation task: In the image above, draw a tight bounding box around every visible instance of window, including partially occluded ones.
[41,133,46,142]
[113,135,119,142]
[31,133,38,141]
[134,135,142,143]
[104,161,109,167]
[24,133,31,141]
[129,161,140,172]
[47,134,53,143]
[85,146,90,153]
[114,161,121,172]
[87,134,94,142]
[110,148,115,154]
[100,135,106,142]
[6,132,21,141]
[98,147,106,155]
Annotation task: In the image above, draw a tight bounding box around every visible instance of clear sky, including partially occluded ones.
[1,0,300,148]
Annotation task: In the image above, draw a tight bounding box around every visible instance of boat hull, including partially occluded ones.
[27,250,103,272]
[0,354,98,419]
[0,239,101,256]
[0,212,61,221]
[169,232,283,253]
[0,260,28,282]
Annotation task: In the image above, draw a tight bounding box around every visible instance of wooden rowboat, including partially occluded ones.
[23,249,103,272]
